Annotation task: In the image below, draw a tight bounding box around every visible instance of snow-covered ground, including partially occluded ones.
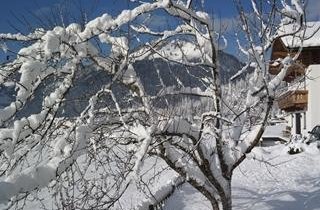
[1,141,320,210]
[163,144,320,210]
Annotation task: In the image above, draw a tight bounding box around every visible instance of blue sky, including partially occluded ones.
[0,0,319,56]
[0,0,239,55]
[0,0,237,32]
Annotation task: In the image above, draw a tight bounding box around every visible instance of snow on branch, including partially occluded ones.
[0,0,310,209]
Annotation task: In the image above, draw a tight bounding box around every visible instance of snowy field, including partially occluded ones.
[3,143,320,210]
[163,144,320,210]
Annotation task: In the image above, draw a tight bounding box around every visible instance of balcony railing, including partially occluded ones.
[277,90,308,112]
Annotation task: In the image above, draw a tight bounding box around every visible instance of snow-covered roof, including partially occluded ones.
[280,21,320,48]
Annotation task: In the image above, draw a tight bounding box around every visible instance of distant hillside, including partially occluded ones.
[135,50,244,94]
[0,51,244,118]
[218,51,245,83]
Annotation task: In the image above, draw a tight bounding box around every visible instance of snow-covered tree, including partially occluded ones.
[0,0,307,209]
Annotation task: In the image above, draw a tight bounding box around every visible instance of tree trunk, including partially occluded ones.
[207,179,232,210]
[221,179,232,210]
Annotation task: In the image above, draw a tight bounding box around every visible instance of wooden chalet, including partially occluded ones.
[270,22,320,113]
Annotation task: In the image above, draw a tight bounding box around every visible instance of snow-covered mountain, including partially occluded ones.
[135,50,244,94]
[0,51,244,116]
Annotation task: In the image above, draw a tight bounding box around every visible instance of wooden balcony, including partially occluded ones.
[277,90,308,112]
[269,61,305,82]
